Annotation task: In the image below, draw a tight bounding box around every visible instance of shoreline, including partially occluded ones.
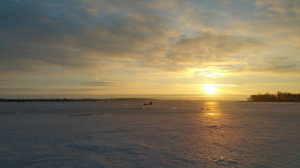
[0,98,157,103]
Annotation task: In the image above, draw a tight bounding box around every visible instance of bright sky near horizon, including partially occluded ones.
[0,0,299,100]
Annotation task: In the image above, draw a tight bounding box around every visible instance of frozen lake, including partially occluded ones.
[0,101,299,167]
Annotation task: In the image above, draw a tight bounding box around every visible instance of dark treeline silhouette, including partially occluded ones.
[248,92,300,102]
[0,98,156,103]
[0,98,98,103]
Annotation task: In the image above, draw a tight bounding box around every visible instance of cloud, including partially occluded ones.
[193,12,221,27]
[0,0,299,89]
[165,31,267,67]
[254,0,300,15]
[0,88,107,92]
[215,0,300,77]
[0,0,266,76]
[73,0,190,18]
[3,0,271,77]
[249,65,300,74]
[217,0,233,5]
[199,84,240,86]
[222,1,300,46]
[82,82,125,86]
[0,79,16,85]
[0,0,178,75]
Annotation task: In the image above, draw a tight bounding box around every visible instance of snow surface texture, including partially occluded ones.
[0,101,299,167]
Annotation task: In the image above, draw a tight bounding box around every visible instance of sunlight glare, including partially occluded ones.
[203,85,217,94]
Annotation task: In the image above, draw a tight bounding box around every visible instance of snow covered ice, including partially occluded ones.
[0,101,300,167]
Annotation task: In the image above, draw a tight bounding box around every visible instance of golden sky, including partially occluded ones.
[0,0,299,100]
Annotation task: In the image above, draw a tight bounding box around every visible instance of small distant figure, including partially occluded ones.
[150,102,152,105]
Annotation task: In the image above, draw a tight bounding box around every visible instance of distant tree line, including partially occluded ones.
[247,92,300,102]
[0,98,156,103]
[0,98,93,103]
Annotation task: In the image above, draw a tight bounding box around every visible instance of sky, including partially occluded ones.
[0,0,299,100]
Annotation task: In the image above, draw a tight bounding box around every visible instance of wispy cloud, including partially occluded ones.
[82,82,125,87]
[199,84,240,86]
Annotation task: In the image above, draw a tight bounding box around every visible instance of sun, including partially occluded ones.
[203,85,217,94]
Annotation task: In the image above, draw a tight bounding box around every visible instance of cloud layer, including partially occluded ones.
[1,0,299,97]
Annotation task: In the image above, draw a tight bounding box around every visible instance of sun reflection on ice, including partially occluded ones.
[207,113,217,116]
